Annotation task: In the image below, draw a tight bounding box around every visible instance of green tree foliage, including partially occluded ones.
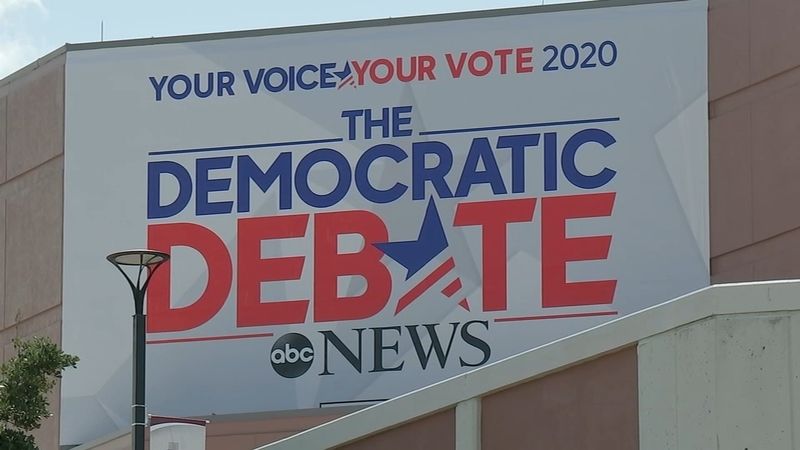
[0,336,79,450]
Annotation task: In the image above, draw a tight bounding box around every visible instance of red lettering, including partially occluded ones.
[370,58,394,84]
[468,51,493,77]
[454,198,537,312]
[237,214,310,327]
[445,52,467,78]
[147,222,232,333]
[494,48,513,74]
[541,193,616,308]
[352,60,371,85]
[397,56,417,82]
[516,47,534,73]
[418,55,436,80]
[313,210,392,322]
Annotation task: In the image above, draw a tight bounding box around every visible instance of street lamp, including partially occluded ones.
[107,249,170,450]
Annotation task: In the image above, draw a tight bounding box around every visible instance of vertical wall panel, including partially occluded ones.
[675,319,716,449]
[716,315,791,449]
[640,314,796,449]
[638,330,678,450]
[790,315,800,449]
[0,96,6,182]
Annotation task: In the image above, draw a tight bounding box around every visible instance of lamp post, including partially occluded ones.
[107,249,170,450]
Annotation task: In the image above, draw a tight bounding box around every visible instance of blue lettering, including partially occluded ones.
[496,134,540,194]
[196,156,234,216]
[295,149,352,208]
[167,74,192,100]
[218,71,235,97]
[297,64,319,90]
[320,63,337,89]
[544,132,558,191]
[355,144,409,204]
[265,67,288,93]
[455,137,507,197]
[288,66,297,91]
[392,106,413,137]
[151,72,236,100]
[561,128,617,189]
[149,76,168,101]
[343,107,414,140]
[237,153,292,212]
[365,108,390,140]
[244,69,265,94]
[144,126,617,216]
[147,161,192,219]
[194,73,213,98]
[342,109,364,140]
[411,141,454,200]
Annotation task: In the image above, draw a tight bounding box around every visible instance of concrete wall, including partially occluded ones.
[0,54,67,450]
[639,311,800,449]
[709,0,800,283]
[259,280,800,450]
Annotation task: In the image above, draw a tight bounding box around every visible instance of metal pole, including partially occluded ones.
[132,298,147,450]
[107,250,169,450]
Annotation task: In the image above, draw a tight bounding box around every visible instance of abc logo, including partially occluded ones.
[270,333,314,378]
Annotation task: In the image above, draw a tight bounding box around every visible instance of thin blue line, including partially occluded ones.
[418,117,620,136]
[149,137,345,156]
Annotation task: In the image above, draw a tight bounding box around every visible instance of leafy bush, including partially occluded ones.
[0,336,79,450]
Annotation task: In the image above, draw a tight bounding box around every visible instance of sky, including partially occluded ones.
[0,0,592,79]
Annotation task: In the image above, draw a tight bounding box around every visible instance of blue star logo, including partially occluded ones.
[335,62,356,89]
[373,197,449,280]
[333,62,352,81]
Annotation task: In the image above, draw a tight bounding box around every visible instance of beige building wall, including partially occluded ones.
[0,52,67,450]
[709,0,800,282]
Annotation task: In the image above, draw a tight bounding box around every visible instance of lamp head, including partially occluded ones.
[107,249,170,267]
[106,249,170,313]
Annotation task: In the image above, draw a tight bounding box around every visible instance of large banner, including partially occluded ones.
[61,0,709,445]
